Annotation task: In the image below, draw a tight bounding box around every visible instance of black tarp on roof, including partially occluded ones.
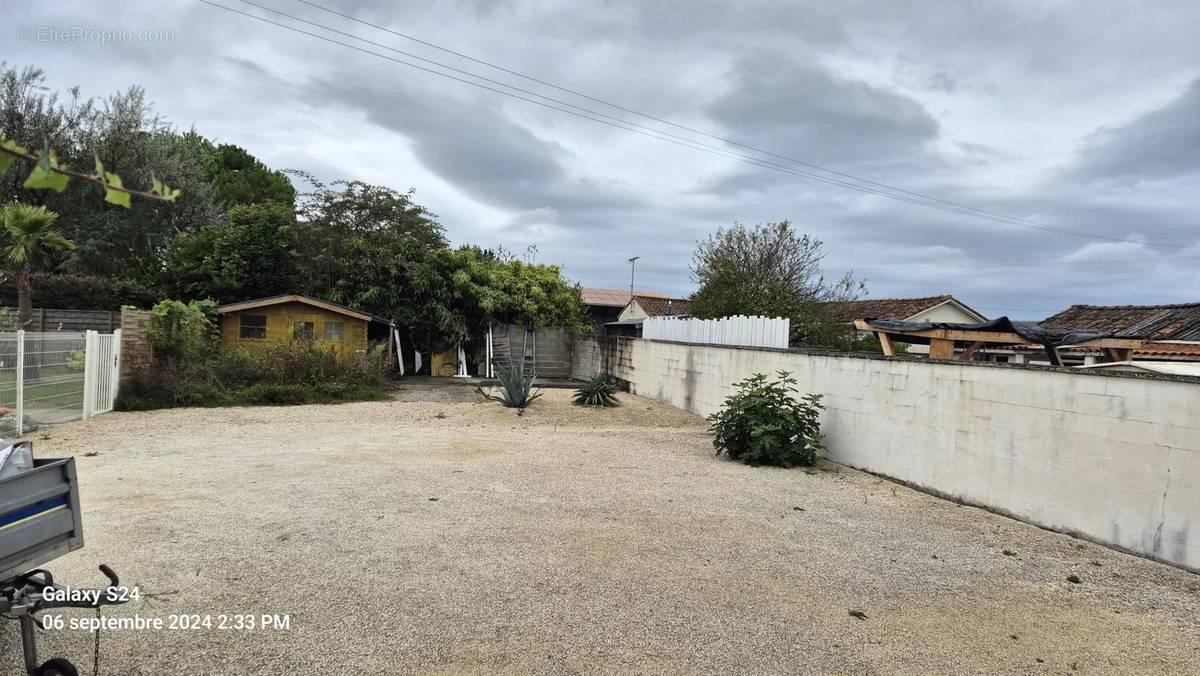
[863,317,1108,349]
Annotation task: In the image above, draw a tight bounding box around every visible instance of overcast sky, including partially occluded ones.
[7,1,1200,318]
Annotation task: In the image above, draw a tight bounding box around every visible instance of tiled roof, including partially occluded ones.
[1136,341,1200,357]
[821,295,968,322]
[580,287,668,308]
[1038,302,1200,340]
[999,341,1200,358]
[632,295,692,317]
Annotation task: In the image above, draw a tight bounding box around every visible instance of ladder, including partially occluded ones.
[520,328,536,375]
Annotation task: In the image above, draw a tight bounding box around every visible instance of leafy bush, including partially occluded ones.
[852,333,909,354]
[257,339,341,384]
[148,299,219,361]
[119,336,387,410]
[484,363,541,409]
[117,381,387,411]
[573,375,619,407]
[66,349,86,372]
[707,371,825,467]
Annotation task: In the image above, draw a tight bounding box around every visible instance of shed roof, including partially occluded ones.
[631,295,692,317]
[1038,302,1200,340]
[823,295,985,322]
[217,294,393,325]
[580,287,668,307]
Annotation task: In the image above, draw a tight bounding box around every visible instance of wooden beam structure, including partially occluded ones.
[875,331,896,357]
[959,341,985,361]
[929,338,955,360]
[852,320,1144,363]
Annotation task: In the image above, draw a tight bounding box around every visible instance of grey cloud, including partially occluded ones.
[707,57,940,168]
[308,76,656,215]
[1068,79,1200,183]
[8,0,1200,313]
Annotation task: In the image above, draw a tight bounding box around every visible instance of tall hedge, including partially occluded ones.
[0,273,163,310]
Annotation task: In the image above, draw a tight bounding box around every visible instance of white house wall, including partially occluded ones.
[907,301,985,323]
[618,301,648,321]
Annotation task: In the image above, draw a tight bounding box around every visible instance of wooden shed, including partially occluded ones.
[217,294,394,361]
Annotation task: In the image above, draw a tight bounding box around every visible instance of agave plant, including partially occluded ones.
[573,375,620,407]
[484,363,542,410]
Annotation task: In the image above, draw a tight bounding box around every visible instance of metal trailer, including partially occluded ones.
[1,457,84,583]
[1,447,127,676]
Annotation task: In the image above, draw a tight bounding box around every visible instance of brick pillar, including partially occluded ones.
[119,308,154,382]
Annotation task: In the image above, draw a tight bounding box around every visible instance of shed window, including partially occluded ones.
[239,314,267,340]
[293,321,315,340]
[324,321,345,342]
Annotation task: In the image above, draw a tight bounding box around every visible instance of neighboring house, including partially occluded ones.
[217,294,395,360]
[1004,301,1200,366]
[580,287,668,328]
[824,295,987,355]
[822,294,987,324]
[618,295,692,321]
[606,294,693,337]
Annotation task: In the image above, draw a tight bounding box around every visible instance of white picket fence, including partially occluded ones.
[642,315,790,349]
[0,329,121,437]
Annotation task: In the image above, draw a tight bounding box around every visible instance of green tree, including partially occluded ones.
[690,221,863,346]
[289,172,447,313]
[398,246,587,352]
[0,202,73,327]
[163,202,299,302]
[0,64,215,280]
[202,143,295,208]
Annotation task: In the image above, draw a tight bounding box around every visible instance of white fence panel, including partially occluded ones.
[642,315,790,349]
[0,329,121,437]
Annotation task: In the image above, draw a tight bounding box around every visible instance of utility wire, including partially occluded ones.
[289,0,1182,249]
[201,0,1173,248]
[221,0,1106,238]
[199,0,1020,222]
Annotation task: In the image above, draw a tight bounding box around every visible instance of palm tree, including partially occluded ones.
[0,203,74,329]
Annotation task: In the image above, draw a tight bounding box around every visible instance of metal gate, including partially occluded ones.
[82,330,121,419]
[0,329,121,437]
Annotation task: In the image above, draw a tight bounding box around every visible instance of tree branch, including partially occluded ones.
[0,145,176,203]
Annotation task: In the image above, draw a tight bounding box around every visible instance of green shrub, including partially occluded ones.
[255,340,341,385]
[118,336,388,411]
[148,299,219,361]
[65,349,86,372]
[483,363,541,409]
[116,380,387,410]
[208,349,266,388]
[852,333,909,354]
[707,371,825,467]
[573,375,619,407]
[341,344,388,387]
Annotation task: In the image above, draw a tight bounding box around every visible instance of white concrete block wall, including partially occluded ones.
[581,336,1200,572]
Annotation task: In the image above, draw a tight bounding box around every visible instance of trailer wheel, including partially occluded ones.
[32,658,78,676]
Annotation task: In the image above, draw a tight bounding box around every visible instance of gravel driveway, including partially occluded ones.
[3,388,1198,674]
